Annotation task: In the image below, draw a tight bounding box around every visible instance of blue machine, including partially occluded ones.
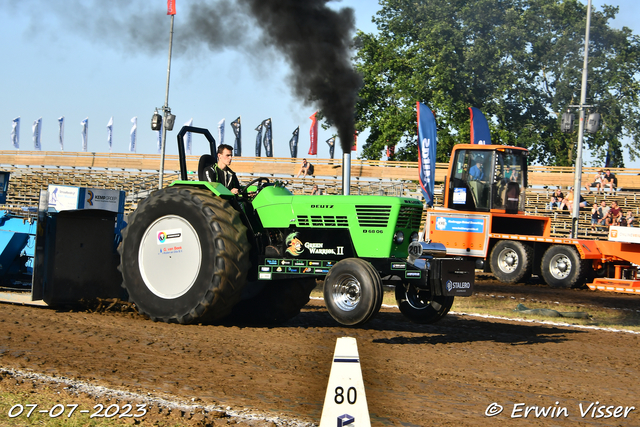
[0,179,127,306]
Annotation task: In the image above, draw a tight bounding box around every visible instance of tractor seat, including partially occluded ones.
[198,154,215,181]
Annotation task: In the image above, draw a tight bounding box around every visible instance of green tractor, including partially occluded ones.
[119,126,474,326]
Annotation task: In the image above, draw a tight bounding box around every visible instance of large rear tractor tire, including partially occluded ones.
[490,240,533,283]
[119,186,250,324]
[395,283,454,324]
[323,258,383,326]
[228,278,317,324]
[541,245,588,288]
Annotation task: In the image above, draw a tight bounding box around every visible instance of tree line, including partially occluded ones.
[352,0,640,167]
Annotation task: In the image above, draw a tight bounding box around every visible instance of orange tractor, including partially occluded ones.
[425,144,640,294]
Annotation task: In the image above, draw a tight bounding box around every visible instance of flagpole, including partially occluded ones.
[159,13,175,189]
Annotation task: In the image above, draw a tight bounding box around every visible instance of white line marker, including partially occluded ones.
[319,337,371,427]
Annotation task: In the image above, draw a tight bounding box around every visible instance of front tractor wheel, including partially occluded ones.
[490,240,533,283]
[323,258,382,326]
[541,245,587,288]
[395,283,454,324]
[119,186,251,324]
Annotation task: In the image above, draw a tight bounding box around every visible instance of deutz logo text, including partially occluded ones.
[311,204,334,208]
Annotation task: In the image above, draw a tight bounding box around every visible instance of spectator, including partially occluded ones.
[597,201,610,226]
[505,167,519,182]
[310,184,322,195]
[588,169,604,194]
[296,158,314,178]
[607,201,622,226]
[602,169,617,194]
[548,188,564,210]
[590,203,601,231]
[625,211,634,227]
[558,188,586,210]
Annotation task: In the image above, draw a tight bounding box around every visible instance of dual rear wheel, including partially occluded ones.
[490,240,588,288]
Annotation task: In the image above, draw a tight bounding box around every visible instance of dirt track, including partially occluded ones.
[0,279,639,426]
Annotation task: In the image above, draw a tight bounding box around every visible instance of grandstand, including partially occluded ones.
[1,150,639,240]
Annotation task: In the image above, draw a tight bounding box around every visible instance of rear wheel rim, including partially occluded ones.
[138,215,202,299]
[497,247,519,273]
[331,274,361,312]
[548,253,572,280]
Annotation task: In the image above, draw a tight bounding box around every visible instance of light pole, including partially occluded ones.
[158,12,176,189]
[571,0,592,238]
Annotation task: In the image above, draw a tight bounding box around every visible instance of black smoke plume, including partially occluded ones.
[236,0,362,153]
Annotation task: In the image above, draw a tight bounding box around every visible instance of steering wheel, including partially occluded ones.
[240,177,271,197]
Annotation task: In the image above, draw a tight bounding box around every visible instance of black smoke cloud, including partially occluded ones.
[8,0,362,152]
[236,0,362,153]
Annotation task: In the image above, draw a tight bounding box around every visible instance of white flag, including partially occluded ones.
[58,116,64,151]
[129,117,137,153]
[11,117,20,150]
[185,118,193,155]
[32,117,42,151]
[218,118,225,145]
[106,117,114,153]
[156,120,163,154]
[80,117,89,152]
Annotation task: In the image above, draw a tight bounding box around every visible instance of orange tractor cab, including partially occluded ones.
[425,144,640,294]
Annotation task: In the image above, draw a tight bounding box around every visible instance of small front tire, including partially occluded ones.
[323,258,382,326]
[395,283,454,324]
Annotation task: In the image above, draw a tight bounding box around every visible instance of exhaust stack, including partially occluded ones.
[342,152,351,195]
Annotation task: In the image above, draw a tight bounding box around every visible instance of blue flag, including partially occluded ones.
[469,107,491,145]
[326,136,335,159]
[417,102,436,207]
[255,122,263,157]
[262,118,273,157]
[289,127,299,158]
[231,117,241,156]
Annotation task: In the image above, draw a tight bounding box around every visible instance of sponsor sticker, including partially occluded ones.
[453,187,466,204]
[391,262,406,270]
[405,271,421,278]
[259,272,272,280]
[435,216,484,233]
[260,266,271,272]
[157,228,182,245]
[446,280,472,291]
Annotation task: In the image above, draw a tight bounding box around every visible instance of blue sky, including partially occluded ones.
[1,0,638,165]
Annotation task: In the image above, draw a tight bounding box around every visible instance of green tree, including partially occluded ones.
[354,0,640,166]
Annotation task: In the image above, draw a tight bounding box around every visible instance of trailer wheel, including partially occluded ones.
[119,186,250,324]
[323,258,382,326]
[228,278,317,324]
[395,283,454,324]
[490,240,533,283]
[541,245,587,288]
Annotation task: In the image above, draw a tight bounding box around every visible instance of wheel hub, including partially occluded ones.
[498,248,518,273]
[331,274,361,312]
[550,254,571,279]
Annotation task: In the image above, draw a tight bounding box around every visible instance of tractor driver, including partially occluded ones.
[204,144,240,195]
[469,157,485,181]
